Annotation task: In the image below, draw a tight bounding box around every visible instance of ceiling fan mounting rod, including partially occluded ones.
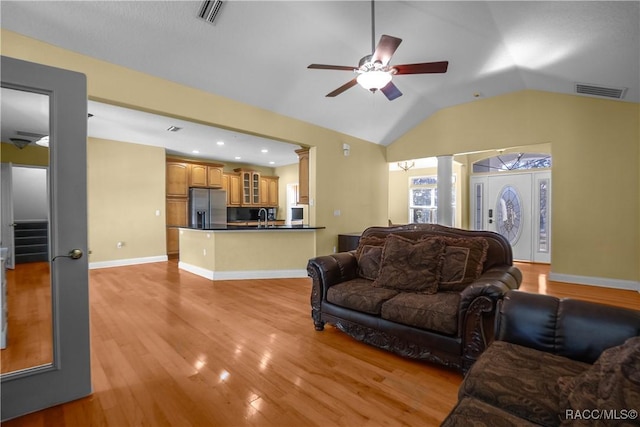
[370,0,376,55]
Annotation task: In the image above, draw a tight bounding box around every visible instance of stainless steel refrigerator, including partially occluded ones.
[189,188,227,228]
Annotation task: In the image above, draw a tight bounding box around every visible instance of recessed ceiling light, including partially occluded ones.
[217,141,224,146]
[234,156,241,160]
[261,149,268,153]
[192,150,200,154]
[269,161,275,165]
[167,126,182,132]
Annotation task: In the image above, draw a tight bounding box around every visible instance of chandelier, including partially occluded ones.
[397,161,415,172]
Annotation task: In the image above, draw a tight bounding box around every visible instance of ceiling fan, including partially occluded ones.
[308,0,448,101]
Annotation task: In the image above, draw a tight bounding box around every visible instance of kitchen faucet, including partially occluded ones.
[257,208,269,228]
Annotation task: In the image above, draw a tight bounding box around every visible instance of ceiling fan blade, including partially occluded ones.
[326,78,358,97]
[371,35,402,66]
[308,64,356,71]
[393,61,449,75]
[380,81,402,101]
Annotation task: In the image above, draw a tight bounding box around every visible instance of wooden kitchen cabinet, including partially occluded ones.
[235,169,261,206]
[189,164,207,187]
[295,148,309,204]
[190,163,223,188]
[166,198,188,227]
[260,176,279,207]
[166,162,189,197]
[166,197,188,256]
[166,227,180,255]
[223,172,242,206]
[207,166,223,188]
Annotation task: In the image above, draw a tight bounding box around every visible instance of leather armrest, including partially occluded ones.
[477,266,522,290]
[307,251,358,298]
[458,280,509,341]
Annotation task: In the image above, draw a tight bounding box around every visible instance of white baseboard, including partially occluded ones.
[549,272,640,292]
[178,262,214,280]
[178,262,308,281]
[89,255,168,270]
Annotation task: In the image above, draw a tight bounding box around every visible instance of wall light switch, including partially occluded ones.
[155,209,161,216]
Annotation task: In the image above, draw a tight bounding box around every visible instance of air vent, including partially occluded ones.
[575,83,628,100]
[198,1,224,24]
[16,130,46,139]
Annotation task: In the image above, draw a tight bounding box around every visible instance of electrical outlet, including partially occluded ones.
[117,241,124,249]
[333,209,341,216]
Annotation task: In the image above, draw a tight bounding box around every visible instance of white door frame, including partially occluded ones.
[1,56,91,421]
[0,163,15,269]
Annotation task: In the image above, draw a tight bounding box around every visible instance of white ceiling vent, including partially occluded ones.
[575,83,628,100]
[198,1,224,25]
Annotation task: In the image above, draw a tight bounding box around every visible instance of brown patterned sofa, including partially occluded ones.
[307,224,522,373]
[442,290,640,426]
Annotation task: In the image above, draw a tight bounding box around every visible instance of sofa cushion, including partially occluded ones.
[372,234,445,294]
[355,235,386,258]
[357,245,383,280]
[326,279,399,315]
[558,336,640,427]
[381,292,460,335]
[441,397,541,427]
[460,340,590,426]
[437,236,489,292]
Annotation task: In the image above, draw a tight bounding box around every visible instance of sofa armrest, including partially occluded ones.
[457,279,513,372]
[307,251,358,330]
[307,251,358,293]
[476,265,522,290]
[496,290,640,364]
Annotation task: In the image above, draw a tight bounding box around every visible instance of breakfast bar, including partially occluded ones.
[178,225,324,280]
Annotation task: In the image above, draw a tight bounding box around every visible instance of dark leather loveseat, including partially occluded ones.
[307,224,522,373]
[442,290,640,426]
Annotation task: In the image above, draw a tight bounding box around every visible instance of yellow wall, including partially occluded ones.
[87,138,166,263]
[0,142,49,166]
[179,228,315,276]
[389,91,639,283]
[2,30,389,258]
[314,140,389,253]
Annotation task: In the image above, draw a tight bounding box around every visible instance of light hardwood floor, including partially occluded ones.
[1,262,52,373]
[3,261,639,426]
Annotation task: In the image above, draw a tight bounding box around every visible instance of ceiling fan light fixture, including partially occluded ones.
[35,135,50,147]
[357,70,392,91]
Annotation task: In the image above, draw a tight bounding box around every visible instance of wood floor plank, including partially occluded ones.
[2,260,638,426]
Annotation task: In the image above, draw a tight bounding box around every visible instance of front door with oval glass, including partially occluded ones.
[470,171,551,263]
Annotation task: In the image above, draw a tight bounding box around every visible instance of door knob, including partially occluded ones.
[68,249,83,259]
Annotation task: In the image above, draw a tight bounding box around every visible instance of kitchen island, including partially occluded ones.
[178,225,324,280]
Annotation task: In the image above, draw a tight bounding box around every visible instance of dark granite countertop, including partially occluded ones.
[183,224,325,231]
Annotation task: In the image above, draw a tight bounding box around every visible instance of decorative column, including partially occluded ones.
[437,155,453,226]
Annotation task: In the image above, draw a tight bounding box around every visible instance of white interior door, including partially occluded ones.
[0,163,15,269]
[1,56,91,421]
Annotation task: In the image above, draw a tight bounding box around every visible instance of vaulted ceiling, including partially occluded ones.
[1,1,638,163]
